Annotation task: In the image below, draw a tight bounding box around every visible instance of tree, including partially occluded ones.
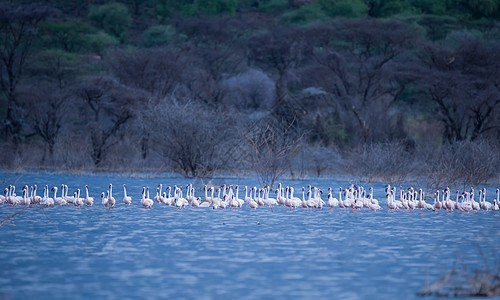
[221,69,275,111]
[244,117,301,188]
[75,76,144,167]
[108,47,184,99]
[141,25,177,47]
[417,34,500,142]
[0,3,55,144]
[246,23,309,126]
[177,16,248,106]
[141,97,240,177]
[22,85,69,163]
[88,3,131,42]
[39,20,94,53]
[303,19,418,145]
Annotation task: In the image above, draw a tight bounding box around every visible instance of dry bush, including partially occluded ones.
[244,118,301,188]
[291,144,342,178]
[52,132,93,171]
[423,139,500,189]
[141,97,240,177]
[345,141,415,183]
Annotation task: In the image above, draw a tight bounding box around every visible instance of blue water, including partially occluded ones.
[0,171,498,299]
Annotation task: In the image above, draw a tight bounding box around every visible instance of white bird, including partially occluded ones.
[155,185,163,204]
[327,189,339,209]
[480,188,492,211]
[108,184,116,208]
[32,185,42,204]
[52,186,67,206]
[41,185,54,207]
[74,189,84,207]
[85,185,94,206]
[141,187,153,208]
[123,184,132,205]
[101,191,109,207]
[492,189,499,211]
[21,186,30,206]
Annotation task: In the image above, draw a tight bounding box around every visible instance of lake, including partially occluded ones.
[0,171,498,299]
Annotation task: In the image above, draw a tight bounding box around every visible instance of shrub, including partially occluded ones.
[423,139,500,188]
[345,141,415,183]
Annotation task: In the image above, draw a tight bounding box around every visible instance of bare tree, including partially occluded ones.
[177,16,249,106]
[22,86,69,164]
[303,19,417,145]
[417,35,500,143]
[345,141,414,183]
[244,117,301,188]
[141,97,240,177]
[422,139,500,188]
[0,4,55,144]
[108,47,185,99]
[74,76,144,167]
[246,23,310,125]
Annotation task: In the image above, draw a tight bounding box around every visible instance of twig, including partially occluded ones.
[0,207,28,228]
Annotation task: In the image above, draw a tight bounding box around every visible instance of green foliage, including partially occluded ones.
[141,25,177,47]
[29,49,80,86]
[183,0,238,16]
[410,0,447,15]
[364,0,414,17]
[318,0,369,18]
[40,20,95,53]
[85,31,119,55]
[281,3,327,24]
[156,0,185,20]
[462,0,500,18]
[413,15,459,40]
[258,0,291,14]
[88,2,132,40]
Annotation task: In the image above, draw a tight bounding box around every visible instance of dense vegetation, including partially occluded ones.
[1,0,500,187]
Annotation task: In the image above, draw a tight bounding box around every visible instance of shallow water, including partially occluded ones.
[0,172,498,299]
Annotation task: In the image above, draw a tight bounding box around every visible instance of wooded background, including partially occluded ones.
[1,0,499,187]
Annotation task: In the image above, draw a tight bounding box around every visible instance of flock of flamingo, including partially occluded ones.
[0,182,499,212]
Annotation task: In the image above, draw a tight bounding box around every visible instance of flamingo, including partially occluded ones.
[52,186,66,206]
[480,188,492,211]
[141,187,154,208]
[338,188,346,209]
[85,185,94,206]
[101,191,109,207]
[492,189,499,211]
[64,185,75,204]
[234,186,244,207]
[262,187,278,210]
[32,185,42,204]
[244,186,252,204]
[21,186,30,206]
[74,189,84,207]
[190,186,200,207]
[41,185,54,207]
[470,191,480,211]
[434,190,442,210]
[203,185,213,204]
[123,184,132,205]
[386,190,397,210]
[327,191,337,210]
[0,188,7,204]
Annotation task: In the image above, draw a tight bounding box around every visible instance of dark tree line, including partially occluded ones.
[0,2,499,185]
